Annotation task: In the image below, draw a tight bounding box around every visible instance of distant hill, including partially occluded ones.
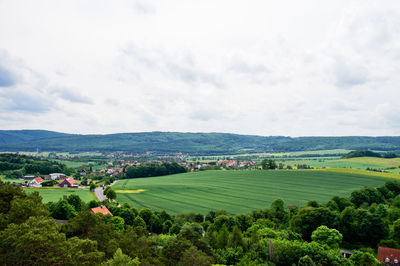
[0,130,400,155]
[0,130,71,145]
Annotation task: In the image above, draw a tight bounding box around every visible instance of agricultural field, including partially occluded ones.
[114,169,395,214]
[280,156,400,170]
[24,188,95,203]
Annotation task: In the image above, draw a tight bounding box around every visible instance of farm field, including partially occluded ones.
[24,188,95,203]
[281,156,400,170]
[114,169,394,214]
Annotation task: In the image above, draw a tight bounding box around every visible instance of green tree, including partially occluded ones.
[350,251,380,266]
[311,225,342,249]
[132,216,146,229]
[109,216,125,232]
[67,194,84,212]
[229,225,245,249]
[261,159,277,170]
[216,224,229,249]
[105,188,117,201]
[298,255,316,266]
[234,213,253,232]
[290,207,339,240]
[103,248,140,266]
[50,199,77,220]
[179,246,214,266]
[0,216,104,265]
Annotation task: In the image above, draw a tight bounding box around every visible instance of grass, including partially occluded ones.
[24,188,94,203]
[114,169,394,214]
[281,156,400,170]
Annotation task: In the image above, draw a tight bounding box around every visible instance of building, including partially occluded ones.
[29,177,44,187]
[91,205,113,216]
[378,246,400,264]
[49,173,66,180]
[59,177,78,188]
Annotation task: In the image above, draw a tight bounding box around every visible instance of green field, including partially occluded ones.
[24,188,95,203]
[114,170,393,214]
[281,156,400,170]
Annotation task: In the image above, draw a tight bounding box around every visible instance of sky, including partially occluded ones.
[0,0,399,136]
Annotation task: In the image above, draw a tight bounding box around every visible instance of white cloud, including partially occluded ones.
[0,0,399,136]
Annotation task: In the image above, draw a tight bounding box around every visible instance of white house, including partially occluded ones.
[29,177,44,187]
[49,173,66,180]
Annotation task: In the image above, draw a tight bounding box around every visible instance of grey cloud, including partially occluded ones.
[228,60,270,74]
[0,64,16,87]
[134,2,156,15]
[0,89,52,113]
[52,88,93,104]
[167,63,223,88]
[332,59,369,88]
[120,45,224,88]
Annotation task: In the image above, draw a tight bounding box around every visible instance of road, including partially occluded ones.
[95,187,106,202]
[94,180,118,202]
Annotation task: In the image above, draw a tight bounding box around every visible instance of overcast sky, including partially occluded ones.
[0,0,399,136]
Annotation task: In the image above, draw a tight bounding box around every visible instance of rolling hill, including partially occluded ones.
[1,130,400,155]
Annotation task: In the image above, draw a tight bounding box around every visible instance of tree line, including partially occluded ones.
[124,162,187,179]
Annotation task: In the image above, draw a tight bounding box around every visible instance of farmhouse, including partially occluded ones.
[59,177,78,188]
[50,173,66,180]
[29,177,44,187]
[91,205,113,216]
[378,246,400,264]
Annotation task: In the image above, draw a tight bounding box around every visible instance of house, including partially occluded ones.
[29,177,44,187]
[91,205,113,216]
[378,246,400,264]
[80,170,87,176]
[59,177,78,188]
[23,175,35,180]
[49,173,66,180]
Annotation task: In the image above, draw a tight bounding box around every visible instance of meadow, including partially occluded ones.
[24,188,95,203]
[114,169,394,214]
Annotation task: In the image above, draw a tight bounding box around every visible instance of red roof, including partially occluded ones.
[91,205,113,216]
[34,177,44,183]
[66,177,77,185]
[378,246,400,263]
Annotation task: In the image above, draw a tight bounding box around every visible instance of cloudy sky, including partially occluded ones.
[0,0,399,136]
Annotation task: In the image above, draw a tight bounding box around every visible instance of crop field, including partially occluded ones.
[114,170,394,214]
[281,156,400,170]
[24,188,95,203]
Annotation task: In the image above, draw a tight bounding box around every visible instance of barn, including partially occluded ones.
[59,177,78,188]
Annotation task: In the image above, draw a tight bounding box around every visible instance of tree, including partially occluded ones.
[132,216,146,229]
[67,194,84,212]
[235,214,253,232]
[161,237,193,266]
[109,216,125,232]
[311,225,342,249]
[139,208,153,226]
[149,215,163,234]
[290,207,340,240]
[179,246,214,266]
[229,226,245,249]
[261,159,277,170]
[298,255,316,266]
[0,216,104,265]
[216,224,229,249]
[350,251,380,266]
[103,248,140,266]
[6,192,49,225]
[50,200,77,220]
[105,188,117,201]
